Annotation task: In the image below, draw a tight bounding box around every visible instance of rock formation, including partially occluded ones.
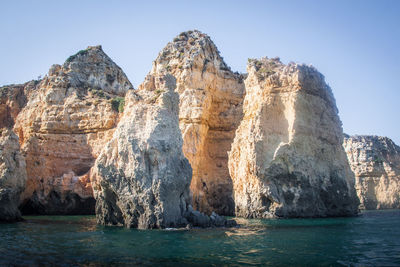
[0,82,35,221]
[146,30,245,215]
[0,81,36,129]
[0,30,374,225]
[0,128,27,221]
[14,46,132,214]
[92,73,235,228]
[228,57,359,218]
[343,135,400,209]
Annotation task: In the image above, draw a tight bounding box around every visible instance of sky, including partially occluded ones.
[1,0,399,144]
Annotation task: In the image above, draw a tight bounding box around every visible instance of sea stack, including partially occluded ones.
[91,73,235,229]
[344,135,400,209]
[228,57,359,218]
[146,30,245,215]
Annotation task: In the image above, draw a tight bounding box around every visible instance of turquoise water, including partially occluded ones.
[1,210,399,266]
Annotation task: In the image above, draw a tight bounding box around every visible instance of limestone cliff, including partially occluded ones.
[92,74,235,228]
[0,128,27,221]
[343,135,400,209]
[145,30,245,215]
[0,82,36,221]
[14,46,132,215]
[0,81,37,129]
[228,57,359,218]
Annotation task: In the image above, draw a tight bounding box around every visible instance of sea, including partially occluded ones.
[0,210,399,266]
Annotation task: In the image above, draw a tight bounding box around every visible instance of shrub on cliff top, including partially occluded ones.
[111,97,125,113]
[66,49,88,63]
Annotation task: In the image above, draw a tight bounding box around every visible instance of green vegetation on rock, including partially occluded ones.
[111,97,125,113]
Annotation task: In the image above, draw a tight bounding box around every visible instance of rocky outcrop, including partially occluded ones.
[92,73,236,228]
[0,81,37,129]
[343,135,400,209]
[0,128,27,221]
[228,57,359,218]
[146,30,245,215]
[1,31,368,224]
[14,46,132,215]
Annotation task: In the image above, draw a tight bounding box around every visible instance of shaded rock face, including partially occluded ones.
[0,81,37,129]
[92,73,237,229]
[0,129,27,221]
[14,46,132,215]
[343,135,400,210]
[146,30,245,215]
[228,57,359,218]
[92,74,192,228]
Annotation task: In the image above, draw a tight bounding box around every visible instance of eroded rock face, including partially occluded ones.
[145,30,245,215]
[14,46,132,215]
[343,135,400,209]
[228,57,359,218]
[92,73,236,229]
[0,128,27,221]
[0,81,37,129]
[92,74,193,228]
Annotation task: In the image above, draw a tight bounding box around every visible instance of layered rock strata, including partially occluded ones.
[92,73,235,229]
[228,57,359,218]
[0,129,27,221]
[343,135,400,209]
[14,46,132,214]
[145,30,245,215]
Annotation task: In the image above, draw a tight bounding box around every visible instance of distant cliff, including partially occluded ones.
[344,135,400,209]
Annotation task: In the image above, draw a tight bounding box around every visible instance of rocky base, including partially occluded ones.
[19,191,95,215]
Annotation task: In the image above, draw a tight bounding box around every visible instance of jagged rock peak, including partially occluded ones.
[153,30,236,78]
[142,30,245,216]
[343,135,400,210]
[14,45,132,215]
[41,45,134,96]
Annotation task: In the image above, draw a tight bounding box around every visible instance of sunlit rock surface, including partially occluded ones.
[145,30,245,215]
[14,46,132,214]
[228,57,359,218]
[344,135,400,210]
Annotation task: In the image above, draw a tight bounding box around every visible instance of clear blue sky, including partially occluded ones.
[1,0,399,144]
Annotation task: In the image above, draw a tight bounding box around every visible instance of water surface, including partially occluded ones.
[1,210,399,266]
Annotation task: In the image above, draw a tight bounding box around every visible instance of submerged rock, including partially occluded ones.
[14,45,132,214]
[0,128,27,222]
[228,57,359,218]
[343,135,400,210]
[146,30,245,215]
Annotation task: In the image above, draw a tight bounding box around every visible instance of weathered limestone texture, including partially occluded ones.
[14,46,132,214]
[0,128,27,221]
[92,74,235,228]
[228,57,359,218]
[344,135,400,209]
[0,81,36,129]
[145,30,245,215]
